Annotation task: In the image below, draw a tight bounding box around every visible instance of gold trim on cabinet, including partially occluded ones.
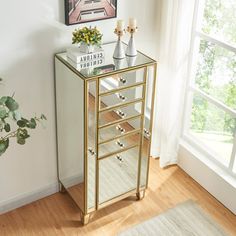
[146,63,158,188]
[98,144,140,161]
[99,98,144,113]
[84,80,88,214]
[95,79,100,210]
[95,63,156,80]
[98,129,141,145]
[99,82,145,97]
[97,186,146,210]
[55,54,156,82]
[98,114,143,130]
[136,67,148,194]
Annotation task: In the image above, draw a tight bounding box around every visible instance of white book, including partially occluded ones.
[67,47,105,64]
[67,57,105,70]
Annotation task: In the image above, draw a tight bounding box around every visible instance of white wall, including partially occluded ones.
[0,0,159,213]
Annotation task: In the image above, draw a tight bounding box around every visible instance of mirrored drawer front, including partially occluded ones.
[99,68,145,94]
[98,132,141,159]
[98,117,141,143]
[99,84,144,111]
[98,146,139,204]
[99,101,143,128]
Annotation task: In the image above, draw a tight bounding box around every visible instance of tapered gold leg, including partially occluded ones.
[80,212,90,225]
[59,182,66,193]
[136,190,146,200]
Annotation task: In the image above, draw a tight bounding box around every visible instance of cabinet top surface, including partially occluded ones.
[55,42,156,80]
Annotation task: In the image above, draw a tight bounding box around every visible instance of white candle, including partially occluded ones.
[129,18,137,29]
[117,20,125,31]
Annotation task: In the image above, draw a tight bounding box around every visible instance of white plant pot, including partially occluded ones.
[79,43,94,54]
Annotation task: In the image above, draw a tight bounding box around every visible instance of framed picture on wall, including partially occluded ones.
[65,0,117,25]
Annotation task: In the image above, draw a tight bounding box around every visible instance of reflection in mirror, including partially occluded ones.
[140,65,155,188]
[99,133,140,158]
[87,81,97,210]
[99,147,139,204]
[99,68,145,93]
[99,117,142,142]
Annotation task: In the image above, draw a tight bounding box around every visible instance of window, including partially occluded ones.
[183,0,236,176]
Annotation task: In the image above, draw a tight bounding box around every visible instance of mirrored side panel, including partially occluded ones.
[55,58,85,212]
[86,80,97,211]
[140,65,156,188]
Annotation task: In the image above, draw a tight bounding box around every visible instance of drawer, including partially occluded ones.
[99,84,144,111]
[98,132,141,159]
[99,68,145,94]
[98,146,139,204]
[99,101,143,128]
[99,116,141,143]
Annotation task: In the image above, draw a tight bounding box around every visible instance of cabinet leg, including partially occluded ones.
[80,212,90,225]
[59,182,66,193]
[136,190,146,200]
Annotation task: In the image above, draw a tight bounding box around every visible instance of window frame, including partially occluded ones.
[182,0,236,176]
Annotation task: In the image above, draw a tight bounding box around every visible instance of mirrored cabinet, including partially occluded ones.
[55,43,157,225]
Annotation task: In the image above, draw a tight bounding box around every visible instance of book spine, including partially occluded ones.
[78,58,105,70]
[76,51,105,63]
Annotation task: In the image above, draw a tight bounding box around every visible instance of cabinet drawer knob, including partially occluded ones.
[119,77,127,84]
[116,140,125,148]
[88,147,96,156]
[116,154,123,162]
[116,110,127,118]
[116,125,126,134]
[144,128,151,137]
[117,93,127,101]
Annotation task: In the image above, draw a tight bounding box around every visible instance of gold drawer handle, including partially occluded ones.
[116,154,123,162]
[116,140,125,148]
[88,147,96,156]
[144,129,151,137]
[116,125,126,134]
[119,77,127,84]
[116,110,127,118]
[117,93,127,101]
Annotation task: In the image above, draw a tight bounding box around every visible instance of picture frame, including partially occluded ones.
[65,0,117,26]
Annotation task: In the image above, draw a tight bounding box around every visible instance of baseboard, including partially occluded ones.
[60,174,83,188]
[178,141,236,215]
[0,182,59,215]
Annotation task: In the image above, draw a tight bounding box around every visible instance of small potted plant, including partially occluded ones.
[72,26,103,54]
[0,78,46,156]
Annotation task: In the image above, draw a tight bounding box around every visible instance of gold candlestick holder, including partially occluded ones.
[126,26,138,57]
[113,28,126,59]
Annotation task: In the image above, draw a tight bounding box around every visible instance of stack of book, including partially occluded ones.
[67,47,105,70]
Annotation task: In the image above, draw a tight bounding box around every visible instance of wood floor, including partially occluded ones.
[0,158,235,236]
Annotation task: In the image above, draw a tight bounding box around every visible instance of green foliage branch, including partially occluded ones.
[0,78,46,156]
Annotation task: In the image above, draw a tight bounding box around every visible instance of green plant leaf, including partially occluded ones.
[0,139,9,156]
[5,97,19,111]
[4,123,10,132]
[16,129,30,145]
[27,118,36,129]
[40,114,47,120]
[13,110,21,121]
[17,120,26,128]
[0,106,7,119]
[0,96,8,105]
[17,138,25,145]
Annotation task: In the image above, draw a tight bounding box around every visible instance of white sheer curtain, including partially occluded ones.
[151,0,195,168]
